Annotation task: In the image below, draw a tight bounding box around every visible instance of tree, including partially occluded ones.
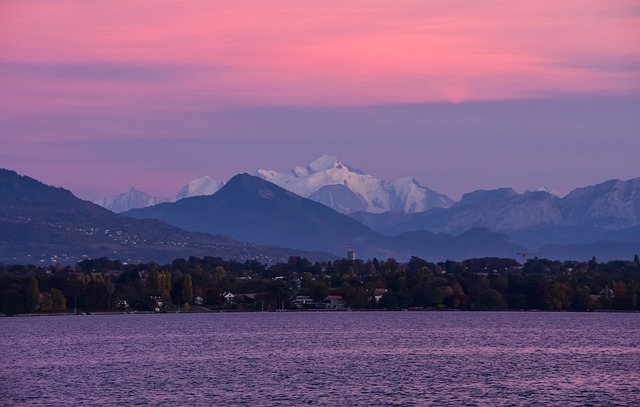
[1,289,25,315]
[26,277,40,312]
[379,292,399,309]
[49,289,67,312]
[182,274,193,305]
[612,282,629,309]
[39,289,67,312]
[85,281,114,310]
[471,288,505,310]
[541,281,573,310]
[573,286,594,311]
[629,281,638,310]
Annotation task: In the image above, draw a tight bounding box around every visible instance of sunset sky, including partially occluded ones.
[1,1,639,200]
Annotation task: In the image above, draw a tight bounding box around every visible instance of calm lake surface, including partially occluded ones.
[1,312,638,406]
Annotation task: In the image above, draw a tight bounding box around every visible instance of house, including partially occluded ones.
[222,291,235,305]
[293,296,314,308]
[117,300,129,310]
[372,288,388,304]
[599,285,614,298]
[324,295,346,310]
[149,295,162,312]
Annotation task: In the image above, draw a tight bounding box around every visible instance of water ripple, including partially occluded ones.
[0,312,638,406]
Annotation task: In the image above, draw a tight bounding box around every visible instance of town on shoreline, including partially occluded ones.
[2,254,639,316]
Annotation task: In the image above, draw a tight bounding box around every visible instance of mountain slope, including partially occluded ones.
[0,169,328,264]
[175,176,224,200]
[125,173,380,256]
[94,176,225,213]
[367,228,526,262]
[353,178,640,250]
[93,188,169,213]
[254,155,453,214]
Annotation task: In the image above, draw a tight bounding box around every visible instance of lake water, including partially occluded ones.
[0,312,638,406]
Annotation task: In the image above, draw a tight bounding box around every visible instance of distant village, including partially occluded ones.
[1,249,639,315]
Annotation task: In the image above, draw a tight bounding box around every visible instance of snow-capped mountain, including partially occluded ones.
[95,177,225,213]
[356,177,640,249]
[93,188,169,213]
[253,155,454,214]
[561,178,640,229]
[176,176,224,200]
[525,186,562,197]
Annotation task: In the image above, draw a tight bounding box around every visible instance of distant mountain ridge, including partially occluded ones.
[93,176,224,213]
[125,173,380,256]
[93,188,170,214]
[93,154,453,214]
[3,168,639,262]
[253,155,454,214]
[352,177,640,252]
[125,173,532,260]
[176,176,224,200]
[0,169,330,264]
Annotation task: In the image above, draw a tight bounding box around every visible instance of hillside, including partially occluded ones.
[0,169,330,264]
[125,173,380,256]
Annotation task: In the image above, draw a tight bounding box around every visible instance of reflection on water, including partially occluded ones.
[1,312,638,406]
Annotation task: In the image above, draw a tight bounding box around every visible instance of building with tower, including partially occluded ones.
[347,245,356,261]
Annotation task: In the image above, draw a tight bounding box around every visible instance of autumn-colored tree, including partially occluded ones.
[541,281,573,310]
[49,289,67,312]
[40,289,67,312]
[182,274,193,305]
[612,282,629,309]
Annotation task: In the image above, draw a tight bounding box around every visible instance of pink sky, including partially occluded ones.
[1,1,639,200]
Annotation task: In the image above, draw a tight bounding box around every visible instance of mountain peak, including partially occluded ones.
[457,188,519,207]
[253,155,452,214]
[176,175,223,200]
[525,186,562,197]
[308,154,341,173]
[126,171,377,255]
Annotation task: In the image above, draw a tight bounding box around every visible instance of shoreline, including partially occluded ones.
[4,308,639,318]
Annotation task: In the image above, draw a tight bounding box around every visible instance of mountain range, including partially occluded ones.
[351,179,640,243]
[253,155,454,214]
[94,155,453,214]
[0,169,330,264]
[94,176,224,213]
[125,173,380,256]
[122,170,640,262]
[3,162,640,264]
[124,173,525,260]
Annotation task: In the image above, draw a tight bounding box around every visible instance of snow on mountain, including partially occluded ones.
[377,178,640,245]
[254,154,453,214]
[93,188,169,213]
[95,176,225,213]
[561,178,640,229]
[176,176,224,200]
[525,186,562,197]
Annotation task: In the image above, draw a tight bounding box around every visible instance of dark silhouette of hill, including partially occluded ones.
[0,169,330,264]
[7,168,634,263]
[364,228,526,261]
[125,173,380,256]
[125,173,536,261]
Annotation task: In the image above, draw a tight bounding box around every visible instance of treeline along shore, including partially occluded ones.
[1,255,639,315]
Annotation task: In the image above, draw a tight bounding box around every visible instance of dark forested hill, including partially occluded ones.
[0,169,330,263]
